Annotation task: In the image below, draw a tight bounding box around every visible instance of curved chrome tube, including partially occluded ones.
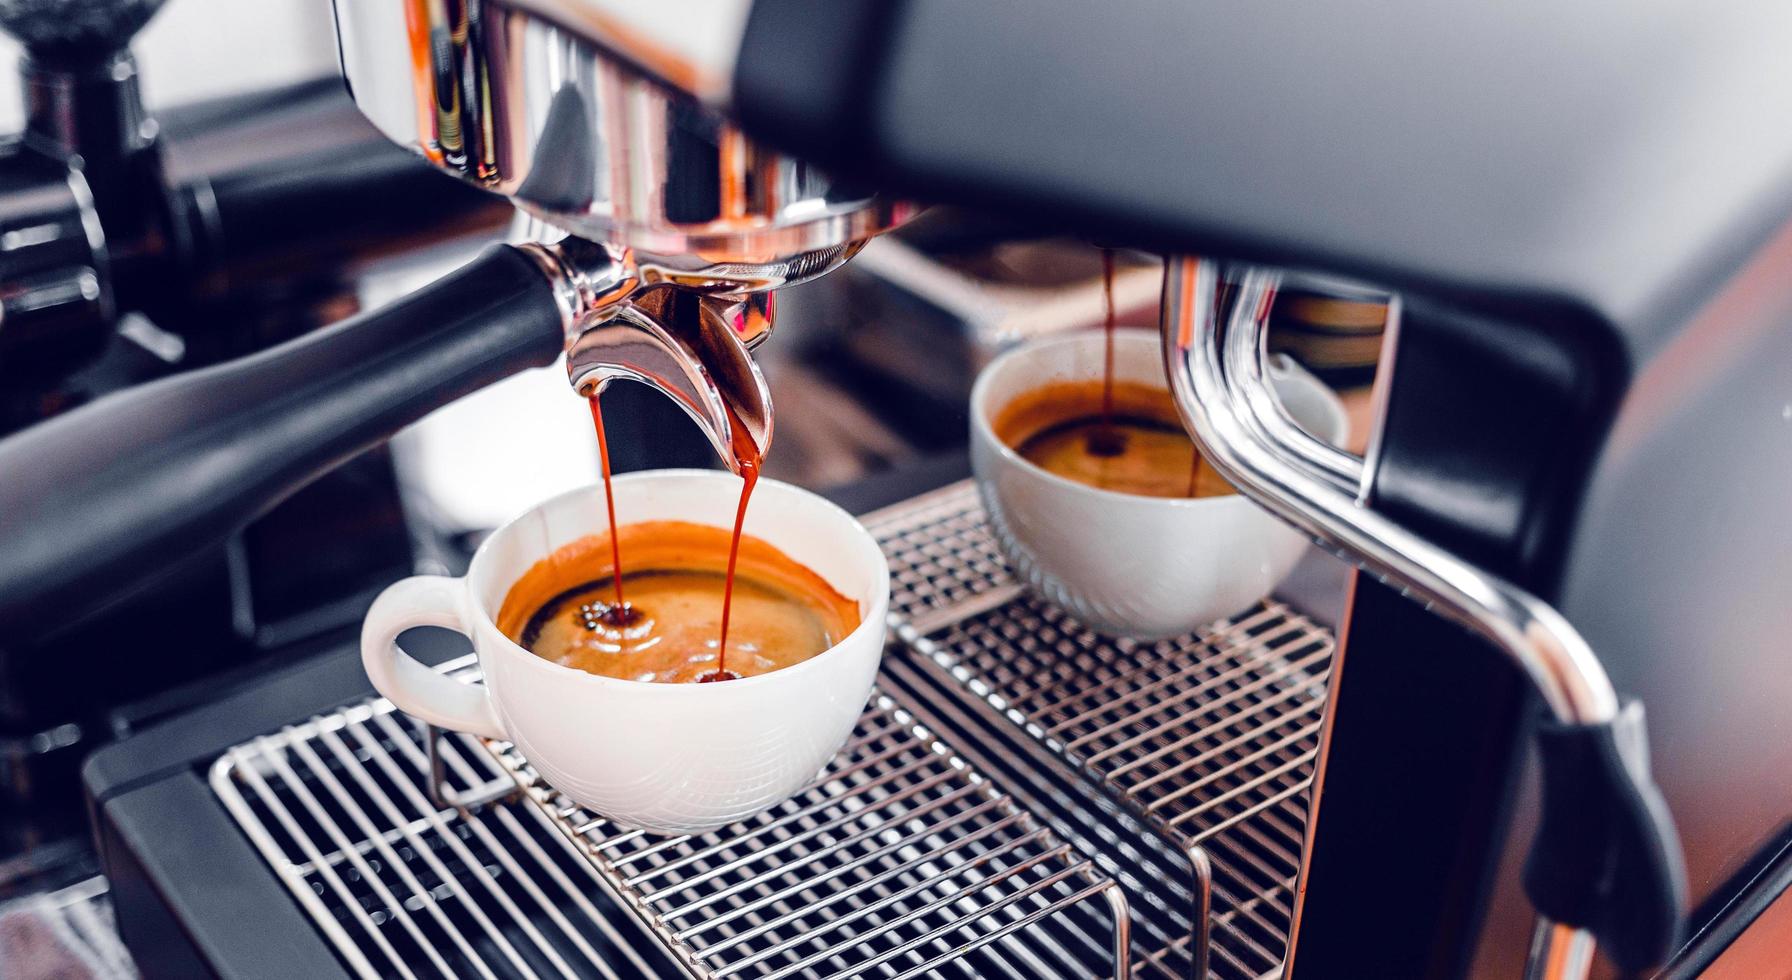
[1220,270,1370,495]
[1162,256,1618,727]
[1165,256,1623,978]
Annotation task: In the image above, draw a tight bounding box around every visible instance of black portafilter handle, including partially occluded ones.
[1525,700,1687,973]
[0,244,567,643]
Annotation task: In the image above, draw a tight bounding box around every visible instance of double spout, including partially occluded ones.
[524,238,780,473]
[566,285,774,471]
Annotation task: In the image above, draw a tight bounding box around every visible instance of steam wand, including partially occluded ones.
[1162,257,1686,977]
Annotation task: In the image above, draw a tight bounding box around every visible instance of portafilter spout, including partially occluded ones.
[535,235,848,472]
[566,287,774,472]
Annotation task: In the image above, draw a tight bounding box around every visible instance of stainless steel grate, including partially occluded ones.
[867,480,1022,631]
[485,692,1129,980]
[865,481,1333,980]
[910,598,1327,980]
[211,659,675,980]
[211,477,1331,980]
[213,656,1129,979]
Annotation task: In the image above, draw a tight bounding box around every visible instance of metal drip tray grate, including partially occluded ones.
[486,693,1128,979]
[209,666,677,980]
[865,482,1333,980]
[211,664,676,980]
[209,478,1332,980]
[910,597,1327,980]
[213,657,1128,980]
[944,599,1329,842]
[869,480,1019,629]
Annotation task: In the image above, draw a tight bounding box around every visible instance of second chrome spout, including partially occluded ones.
[565,287,773,472]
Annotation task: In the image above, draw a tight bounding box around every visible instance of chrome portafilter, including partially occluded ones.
[333,0,912,466]
[0,0,911,640]
[332,0,909,264]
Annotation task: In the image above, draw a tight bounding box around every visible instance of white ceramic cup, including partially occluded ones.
[360,469,891,834]
[971,328,1348,640]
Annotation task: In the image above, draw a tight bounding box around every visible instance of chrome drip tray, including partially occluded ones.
[211,478,1334,980]
[210,673,677,980]
[484,693,1129,979]
[865,482,1331,980]
[213,658,1128,980]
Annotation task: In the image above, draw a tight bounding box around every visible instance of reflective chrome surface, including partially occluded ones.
[1527,919,1597,980]
[508,238,772,472]
[1161,257,1627,980]
[565,286,772,470]
[0,149,110,357]
[1162,258,1618,727]
[213,651,1133,980]
[500,0,750,103]
[515,237,638,339]
[332,0,912,267]
[1222,292,1365,493]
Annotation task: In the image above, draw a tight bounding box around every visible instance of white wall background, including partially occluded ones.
[0,0,338,131]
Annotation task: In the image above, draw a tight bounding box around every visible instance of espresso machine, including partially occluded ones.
[3,0,1791,978]
[0,0,528,879]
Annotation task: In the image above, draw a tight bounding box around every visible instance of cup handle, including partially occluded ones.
[360,575,507,740]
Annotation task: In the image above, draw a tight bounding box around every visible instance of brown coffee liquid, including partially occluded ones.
[498,521,860,684]
[996,379,1232,499]
[711,407,763,683]
[587,394,640,626]
[1089,248,1123,458]
[577,394,771,683]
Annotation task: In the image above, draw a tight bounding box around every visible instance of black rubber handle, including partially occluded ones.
[0,244,565,642]
[1524,700,1687,973]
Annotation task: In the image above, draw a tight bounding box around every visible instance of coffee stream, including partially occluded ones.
[710,409,763,683]
[586,391,760,683]
[1087,249,1203,495]
[990,250,1216,498]
[1087,249,1125,458]
[587,396,639,626]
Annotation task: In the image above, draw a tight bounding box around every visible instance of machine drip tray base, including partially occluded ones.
[92,477,1337,979]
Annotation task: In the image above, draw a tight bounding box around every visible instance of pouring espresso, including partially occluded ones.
[0,3,911,642]
[565,287,777,681]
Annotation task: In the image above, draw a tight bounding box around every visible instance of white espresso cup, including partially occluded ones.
[971,328,1347,640]
[360,469,890,834]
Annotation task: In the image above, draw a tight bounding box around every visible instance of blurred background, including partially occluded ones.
[0,0,336,124]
